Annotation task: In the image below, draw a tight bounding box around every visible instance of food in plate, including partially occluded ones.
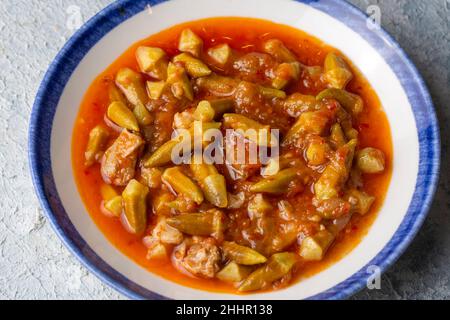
[72,18,392,294]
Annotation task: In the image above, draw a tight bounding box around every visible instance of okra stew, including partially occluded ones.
[73,18,392,294]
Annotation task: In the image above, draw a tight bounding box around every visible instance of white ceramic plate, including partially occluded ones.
[29,0,440,299]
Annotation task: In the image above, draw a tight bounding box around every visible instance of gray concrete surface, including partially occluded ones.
[0,0,448,300]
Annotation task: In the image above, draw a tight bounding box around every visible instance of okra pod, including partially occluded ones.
[263,39,297,63]
[330,123,347,148]
[102,196,123,218]
[346,189,375,215]
[222,241,267,265]
[178,28,203,58]
[283,110,332,145]
[173,53,212,78]
[162,167,204,205]
[250,168,298,194]
[122,179,149,234]
[208,44,232,65]
[167,62,194,101]
[136,46,168,80]
[166,210,225,236]
[115,68,149,107]
[216,262,252,283]
[299,229,335,261]
[190,163,228,208]
[324,52,353,89]
[272,62,301,90]
[108,83,128,105]
[107,101,140,132]
[259,86,287,99]
[317,88,363,117]
[356,147,385,174]
[238,252,298,292]
[100,183,119,201]
[314,139,357,200]
[85,125,110,166]
[146,80,167,100]
[194,99,234,122]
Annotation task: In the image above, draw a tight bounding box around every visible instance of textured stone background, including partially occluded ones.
[0,0,448,300]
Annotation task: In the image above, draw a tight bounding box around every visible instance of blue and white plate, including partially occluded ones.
[29,0,440,299]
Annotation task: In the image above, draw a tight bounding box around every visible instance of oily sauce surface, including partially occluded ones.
[72,17,392,293]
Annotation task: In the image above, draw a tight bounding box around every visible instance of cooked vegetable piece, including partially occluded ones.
[356,147,385,173]
[133,103,153,126]
[136,46,168,80]
[272,62,301,89]
[193,101,215,122]
[216,262,252,283]
[107,101,140,132]
[162,167,204,205]
[346,189,375,215]
[146,81,167,100]
[167,62,194,101]
[179,29,203,57]
[166,210,225,237]
[317,88,363,117]
[208,44,232,65]
[115,68,153,126]
[122,179,149,234]
[299,229,335,261]
[271,221,299,252]
[222,241,267,265]
[108,83,128,105]
[115,68,149,107]
[173,53,211,78]
[100,184,119,201]
[250,168,299,194]
[195,74,239,97]
[203,175,228,207]
[314,139,357,200]
[102,196,123,218]
[223,113,274,147]
[190,162,228,208]
[330,123,347,148]
[144,138,184,168]
[85,125,110,166]
[324,52,353,89]
[259,86,287,99]
[263,39,297,63]
[152,191,174,215]
[193,99,234,122]
[306,137,330,166]
[101,130,144,186]
[238,252,298,292]
[283,110,333,145]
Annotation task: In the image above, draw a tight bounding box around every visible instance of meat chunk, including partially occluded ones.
[101,130,144,186]
[232,52,277,84]
[173,237,221,278]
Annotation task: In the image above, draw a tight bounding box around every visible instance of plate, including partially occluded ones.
[29,0,440,300]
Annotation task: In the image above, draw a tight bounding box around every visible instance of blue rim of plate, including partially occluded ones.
[28,0,440,300]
